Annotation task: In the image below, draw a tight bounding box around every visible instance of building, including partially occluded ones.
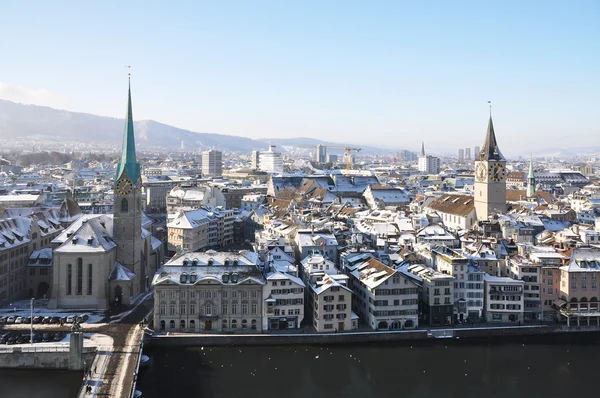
[48,80,163,309]
[259,145,284,173]
[424,194,477,231]
[483,274,525,322]
[402,264,454,326]
[418,143,441,174]
[363,185,411,210]
[433,247,485,321]
[474,146,480,158]
[167,207,234,254]
[508,256,541,320]
[251,150,260,170]
[326,154,338,163]
[474,117,507,220]
[263,267,305,330]
[458,149,464,163]
[152,251,265,332]
[295,231,339,266]
[345,258,419,330]
[465,147,471,160]
[314,145,327,164]
[202,150,223,177]
[557,248,600,327]
[526,158,536,198]
[308,273,355,332]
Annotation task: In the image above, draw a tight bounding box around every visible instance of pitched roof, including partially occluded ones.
[476,117,505,161]
[426,194,475,217]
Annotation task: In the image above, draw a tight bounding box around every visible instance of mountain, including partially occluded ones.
[259,137,397,154]
[0,99,395,154]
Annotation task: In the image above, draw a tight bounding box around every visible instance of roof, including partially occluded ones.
[476,117,505,161]
[506,190,551,203]
[560,248,600,273]
[425,194,475,217]
[266,271,305,287]
[108,261,136,281]
[348,258,403,289]
[114,80,141,186]
[54,216,117,253]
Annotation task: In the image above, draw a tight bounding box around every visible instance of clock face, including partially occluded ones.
[116,178,133,195]
[475,163,487,182]
[488,162,506,182]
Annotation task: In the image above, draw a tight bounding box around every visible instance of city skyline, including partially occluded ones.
[1,1,599,152]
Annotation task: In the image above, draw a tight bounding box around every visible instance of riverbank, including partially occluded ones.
[150,324,600,346]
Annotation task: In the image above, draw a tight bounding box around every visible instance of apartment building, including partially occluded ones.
[346,258,418,330]
[509,255,542,320]
[483,274,525,322]
[402,264,454,326]
[167,207,234,255]
[309,273,355,332]
[263,269,305,330]
[529,251,567,320]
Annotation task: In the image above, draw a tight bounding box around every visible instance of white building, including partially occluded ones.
[202,150,223,177]
[345,257,419,330]
[417,143,440,174]
[259,145,284,173]
[167,207,234,254]
[263,269,305,330]
[309,273,356,332]
[483,274,525,322]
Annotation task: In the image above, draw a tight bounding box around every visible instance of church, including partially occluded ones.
[48,80,164,310]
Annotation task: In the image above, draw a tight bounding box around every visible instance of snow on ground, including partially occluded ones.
[109,290,153,324]
[0,333,113,350]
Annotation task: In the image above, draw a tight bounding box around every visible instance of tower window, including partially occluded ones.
[121,198,129,213]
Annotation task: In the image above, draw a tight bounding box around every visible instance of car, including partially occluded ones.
[0,317,6,324]
[60,316,68,324]
[66,316,75,324]
[24,316,32,324]
[0,333,12,344]
[42,316,51,324]
[6,334,20,345]
[50,316,61,324]
[32,316,43,324]
[14,317,23,324]
[33,333,43,343]
[42,333,52,342]
[79,314,90,323]
[18,334,31,344]
[54,332,65,342]
[6,316,16,324]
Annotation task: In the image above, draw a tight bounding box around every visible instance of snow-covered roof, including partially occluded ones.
[108,262,136,281]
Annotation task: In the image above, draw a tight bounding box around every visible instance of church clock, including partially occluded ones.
[116,178,134,195]
[475,163,487,182]
[488,162,506,182]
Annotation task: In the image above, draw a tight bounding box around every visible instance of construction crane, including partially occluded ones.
[295,144,361,171]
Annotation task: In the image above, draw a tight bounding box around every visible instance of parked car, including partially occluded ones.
[32,316,43,324]
[53,332,65,342]
[42,316,52,324]
[50,316,61,324]
[6,316,16,324]
[6,333,20,344]
[0,333,12,344]
[79,314,90,323]
[0,317,6,324]
[23,316,32,324]
[42,333,53,342]
[66,316,75,324]
[34,333,43,343]
[18,334,31,344]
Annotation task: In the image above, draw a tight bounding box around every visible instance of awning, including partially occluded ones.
[553,299,567,307]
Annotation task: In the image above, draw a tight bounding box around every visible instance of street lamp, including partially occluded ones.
[30,298,34,345]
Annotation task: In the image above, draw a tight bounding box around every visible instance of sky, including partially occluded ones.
[1,0,598,155]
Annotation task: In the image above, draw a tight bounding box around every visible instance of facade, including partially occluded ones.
[259,145,284,173]
[295,232,339,266]
[309,273,354,332]
[167,207,234,254]
[314,145,327,163]
[418,143,441,174]
[251,150,260,170]
[202,150,223,177]
[509,256,542,320]
[153,252,265,332]
[263,270,305,330]
[403,264,454,326]
[424,194,476,231]
[474,117,507,221]
[483,274,525,322]
[346,258,419,330]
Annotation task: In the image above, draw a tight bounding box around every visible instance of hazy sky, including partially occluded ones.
[1,0,598,154]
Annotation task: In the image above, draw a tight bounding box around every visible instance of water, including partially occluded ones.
[0,368,82,398]
[138,333,600,398]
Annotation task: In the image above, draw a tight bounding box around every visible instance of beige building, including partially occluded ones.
[263,269,305,330]
[309,273,355,332]
[557,248,600,326]
[167,207,234,255]
[152,251,265,332]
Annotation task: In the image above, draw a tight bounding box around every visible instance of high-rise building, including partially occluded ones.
[458,149,465,163]
[202,150,223,177]
[474,146,480,158]
[314,145,327,163]
[326,154,338,163]
[259,145,284,173]
[474,117,506,220]
[251,150,260,169]
[418,142,441,174]
[465,147,471,160]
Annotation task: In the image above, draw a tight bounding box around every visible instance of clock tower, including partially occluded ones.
[474,117,507,221]
[113,78,144,292]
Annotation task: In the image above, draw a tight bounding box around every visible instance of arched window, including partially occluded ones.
[121,198,129,213]
[251,319,257,330]
[180,320,186,330]
[231,319,237,329]
[242,319,248,329]
[190,320,196,330]
[222,319,228,329]
[160,320,165,331]
[169,320,175,329]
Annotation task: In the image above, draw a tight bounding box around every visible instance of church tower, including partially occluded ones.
[526,157,536,199]
[113,78,144,295]
[474,117,507,221]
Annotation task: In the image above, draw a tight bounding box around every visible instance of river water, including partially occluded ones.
[0,368,82,397]
[138,333,600,398]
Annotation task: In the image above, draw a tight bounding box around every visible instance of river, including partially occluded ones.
[0,368,82,398]
[137,333,600,398]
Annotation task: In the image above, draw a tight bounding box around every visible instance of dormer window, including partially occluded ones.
[192,258,198,266]
[231,272,239,283]
[180,273,188,284]
[208,258,214,266]
[190,273,197,283]
[222,273,230,283]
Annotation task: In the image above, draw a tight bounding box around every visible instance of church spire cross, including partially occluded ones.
[476,108,505,162]
[115,73,141,186]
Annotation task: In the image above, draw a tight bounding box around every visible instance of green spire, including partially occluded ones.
[115,78,140,186]
[527,157,535,198]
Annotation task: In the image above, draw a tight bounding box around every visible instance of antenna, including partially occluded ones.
[488,101,492,117]
[125,65,131,79]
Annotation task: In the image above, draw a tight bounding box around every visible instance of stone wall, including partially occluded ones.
[0,347,95,370]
